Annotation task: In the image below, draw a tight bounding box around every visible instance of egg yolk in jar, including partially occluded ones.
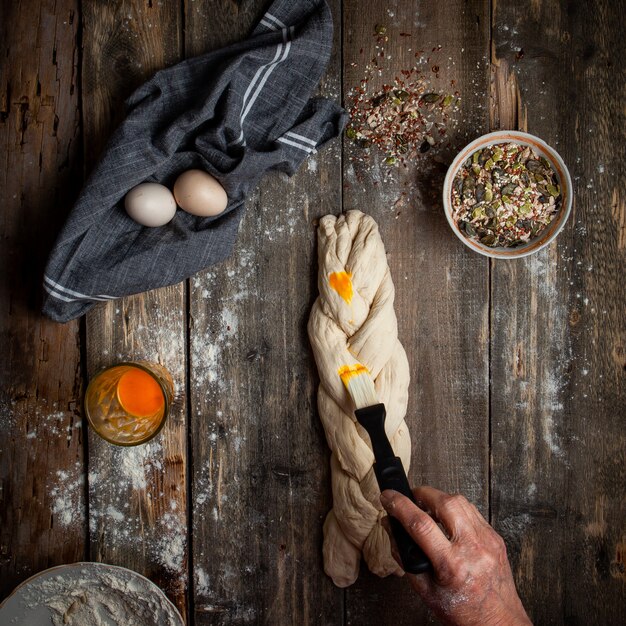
[85,364,170,445]
[116,368,165,417]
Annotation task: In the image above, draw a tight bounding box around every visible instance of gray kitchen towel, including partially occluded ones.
[42,0,347,322]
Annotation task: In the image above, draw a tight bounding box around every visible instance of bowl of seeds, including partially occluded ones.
[443,130,572,258]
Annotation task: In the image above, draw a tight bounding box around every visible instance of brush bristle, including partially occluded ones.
[339,364,379,409]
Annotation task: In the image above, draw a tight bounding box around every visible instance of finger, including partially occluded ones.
[412,486,475,539]
[381,515,403,566]
[380,490,451,571]
[407,570,433,598]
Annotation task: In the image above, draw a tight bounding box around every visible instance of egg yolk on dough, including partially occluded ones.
[329,271,353,304]
[338,363,369,387]
[117,368,165,418]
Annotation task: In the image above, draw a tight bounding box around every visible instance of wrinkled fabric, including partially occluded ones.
[43,0,347,322]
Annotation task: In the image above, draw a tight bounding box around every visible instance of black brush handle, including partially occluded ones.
[374,458,432,575]
[355,404,432,575]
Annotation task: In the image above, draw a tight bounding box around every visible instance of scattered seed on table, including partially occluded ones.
[345,27,461,168]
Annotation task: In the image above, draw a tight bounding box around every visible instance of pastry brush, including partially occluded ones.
[339,364,432,575]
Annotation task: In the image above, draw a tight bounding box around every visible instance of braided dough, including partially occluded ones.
[308,210,411,587]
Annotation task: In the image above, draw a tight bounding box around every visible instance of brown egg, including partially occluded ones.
[173,169,228,217]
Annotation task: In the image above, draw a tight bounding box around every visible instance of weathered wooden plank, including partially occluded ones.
[342,1,491,623]
[490,0,626,623]
[81,1,189,619]
[185,1,344,623]
[0,0,85,597]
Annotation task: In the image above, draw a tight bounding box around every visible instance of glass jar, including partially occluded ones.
[84,361,174,446]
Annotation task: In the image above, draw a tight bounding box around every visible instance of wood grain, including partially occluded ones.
[185,1,344,623]
[342,1,491,623]
[1,1,625,624]
[0,0,84,597]
[490,0,626,623]
[81,0,189,619]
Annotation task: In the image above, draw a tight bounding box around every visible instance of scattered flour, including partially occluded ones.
[105,506,125,522]
[526,251,571,462]
[49,463,85,528]
[195,567,210,595]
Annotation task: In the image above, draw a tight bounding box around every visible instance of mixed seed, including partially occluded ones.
[451,142,562,248]
[346,27,460,167]
[347,85,458,166]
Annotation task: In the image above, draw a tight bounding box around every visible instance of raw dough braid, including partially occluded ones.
[308,210,411,587]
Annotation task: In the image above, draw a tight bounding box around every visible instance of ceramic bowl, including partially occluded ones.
[442,130,573,259]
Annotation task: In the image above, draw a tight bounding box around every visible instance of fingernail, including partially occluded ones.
[380,490,394,509]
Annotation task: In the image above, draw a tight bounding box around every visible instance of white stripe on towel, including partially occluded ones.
[44,275,114,301]
[240,27,292,126]
[232,25,294,146]
[43,283,80,303]
[277,136,317,154]
[264,12,287,29]
[286,131,317,147]
[260,18,278,31]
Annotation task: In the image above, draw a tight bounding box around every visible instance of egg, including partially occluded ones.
[173,169,228,217]
[124,183,177,227]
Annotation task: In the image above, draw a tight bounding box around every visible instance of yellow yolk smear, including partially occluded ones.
[329,271,353,304]
[117,367,165,418]
[338,363,369,389]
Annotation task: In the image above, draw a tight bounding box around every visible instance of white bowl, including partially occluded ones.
[443,130,573,259]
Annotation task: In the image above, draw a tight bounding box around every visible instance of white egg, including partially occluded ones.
[124,183,177,227]
[173,169,228,217]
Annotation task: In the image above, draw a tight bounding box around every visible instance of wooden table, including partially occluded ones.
[1,1,624,624]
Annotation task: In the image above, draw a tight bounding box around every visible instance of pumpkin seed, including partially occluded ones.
[371,93,387,107]
[471,206,485,220]
[547,184,560,197]
[526,159,543,173]
[346,127,357,140]
[501,183,518,196]
[442,94,455,107]
[422,93,441,104]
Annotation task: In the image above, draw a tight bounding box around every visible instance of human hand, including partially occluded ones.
[380,487,532,626]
